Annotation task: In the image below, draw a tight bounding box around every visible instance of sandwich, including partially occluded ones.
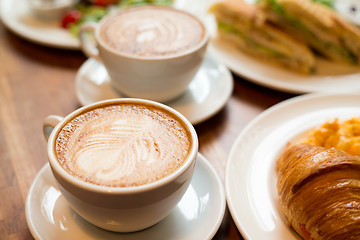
[209,0,316,74]
[257,0,360,65]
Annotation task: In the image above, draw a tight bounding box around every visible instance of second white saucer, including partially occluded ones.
[75,55,233,125]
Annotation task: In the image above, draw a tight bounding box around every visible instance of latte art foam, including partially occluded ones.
[55,104,191,187]
[100,6,205,57]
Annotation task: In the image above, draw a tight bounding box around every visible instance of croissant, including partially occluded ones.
[277,143,360,240]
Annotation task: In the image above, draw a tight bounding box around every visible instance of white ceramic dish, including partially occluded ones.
[334,0,360,26]
[74,55,233,125]
[203,0,360,94]
[0,0,79,49]
[225,93,360,239]
[26,153,226,240]
[207,37,360,94]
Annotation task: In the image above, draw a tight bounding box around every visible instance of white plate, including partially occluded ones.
[0,0,79,49]
[334,0,360,26]
[75,55,233,125]
[26,154,226,240]
[207,38,360,94]
[197,0,360,94]
[225,93,360,239]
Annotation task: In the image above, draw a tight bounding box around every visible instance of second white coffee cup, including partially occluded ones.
[79,6,209,102]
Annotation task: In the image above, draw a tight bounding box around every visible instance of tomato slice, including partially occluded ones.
[61,10,82,29]
[93,0,119,6]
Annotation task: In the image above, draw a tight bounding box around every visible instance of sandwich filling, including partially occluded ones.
[210,0,315,74]
[258,0,360,64]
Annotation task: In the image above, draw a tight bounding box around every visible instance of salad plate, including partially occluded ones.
[74,54,233,125]
[0,0,79,49]
[225,92,360,239]
[26,154,226,240]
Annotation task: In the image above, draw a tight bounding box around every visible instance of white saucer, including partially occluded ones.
[75,55,233,125]
[25,154,226,240]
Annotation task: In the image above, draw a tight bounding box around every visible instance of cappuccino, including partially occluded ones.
[99,6,206,58]
[55,103,192,187]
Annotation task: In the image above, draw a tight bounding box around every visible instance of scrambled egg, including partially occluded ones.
[304,117,360,156]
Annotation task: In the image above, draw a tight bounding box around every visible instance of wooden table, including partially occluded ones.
[0,20,296,239]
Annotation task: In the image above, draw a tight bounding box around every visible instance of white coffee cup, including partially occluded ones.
[78,6,209,102]
[43,98,198,232]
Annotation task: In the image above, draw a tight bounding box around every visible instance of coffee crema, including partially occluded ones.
[55,103,192,187]
[99,6,206,57]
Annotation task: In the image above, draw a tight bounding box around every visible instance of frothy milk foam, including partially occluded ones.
[55,104,191,187]
[99,6,206,57]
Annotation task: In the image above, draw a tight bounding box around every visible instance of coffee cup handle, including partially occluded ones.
[43,115,64,141]
[78,22,102,62]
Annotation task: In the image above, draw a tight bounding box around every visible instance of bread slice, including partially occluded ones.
[209,0,316,74]
[258,0,360,64]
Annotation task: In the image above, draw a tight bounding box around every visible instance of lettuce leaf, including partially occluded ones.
[310,0,333,8]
